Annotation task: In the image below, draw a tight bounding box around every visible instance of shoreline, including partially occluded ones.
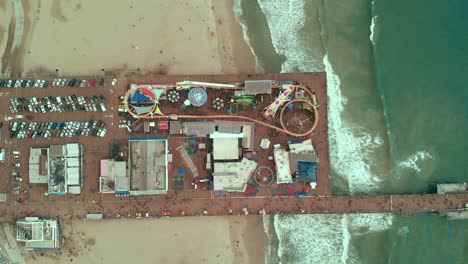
[211,0,257,74]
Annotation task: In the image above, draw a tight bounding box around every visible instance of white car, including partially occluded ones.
[60,79,66,86]
[111,79,118,86]
[4,116,13,121]
[98,128,107,137]
[15,115,24,119]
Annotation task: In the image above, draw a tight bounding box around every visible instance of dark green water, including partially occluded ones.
[237,0,468,263]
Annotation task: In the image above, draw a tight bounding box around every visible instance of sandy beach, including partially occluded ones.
[0,0,256,76]
[23,216,266,264]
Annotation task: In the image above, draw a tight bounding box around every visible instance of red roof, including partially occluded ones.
[158,121,169,130]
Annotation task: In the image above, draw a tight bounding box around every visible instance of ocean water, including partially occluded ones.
[235,0,468,263]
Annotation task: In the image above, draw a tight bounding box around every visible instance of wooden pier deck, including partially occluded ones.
[0,194,467,222]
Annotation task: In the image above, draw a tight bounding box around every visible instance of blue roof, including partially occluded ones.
[297,161,317,182]
[130,90,152,103]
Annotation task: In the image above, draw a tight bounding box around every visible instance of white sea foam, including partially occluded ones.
[370,16,377,45]
[370,1,378,45]
[232,0,261,72]
[349,213,394,234]
[398,150,433,172]
[262,215,276,264]
[341,214,351,263]
[324,55,383,194]
[273,213,393,264]
[257,0,322,72]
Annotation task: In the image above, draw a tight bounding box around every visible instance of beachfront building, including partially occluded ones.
[99,159,130,196]
[128,138,169,195]
[29,144,83,195]
[16,217,60,250]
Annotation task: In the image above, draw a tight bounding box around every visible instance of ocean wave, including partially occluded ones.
[370,0,377,45]
[349,213,394,234]
[324,55,383,194]
[232,0,261,72]
[398,150,433,172]
[273,213,393,264]
[257,0,322,72]
[370,15,378,46]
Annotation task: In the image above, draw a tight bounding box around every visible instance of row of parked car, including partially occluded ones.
[9,94,107,113]
[51,78,117,87]
[0,78,117,88]
[0,79,49,88]
[9,120,107,138]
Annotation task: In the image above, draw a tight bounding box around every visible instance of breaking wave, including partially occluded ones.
[398,150,433,172]
[370,16,378,45]
[232,0,261,71]
[257,0,322,72]
[370,1,377,45]
[273,213,393,264]
[324,55,383,194]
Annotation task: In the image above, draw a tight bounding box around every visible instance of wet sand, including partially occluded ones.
[24,216,266,264]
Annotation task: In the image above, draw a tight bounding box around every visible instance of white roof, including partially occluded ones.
[213,158,257,192]
[274,149,292,184]
[212,137,239,160]
[68,185,81,194]
[29,164,48,184]
[210,132,243,139]
[66,167,80,185]
[115,161,129,191]
[289,139,316,155]
[66,144,80,157]
[67,157,79,167]
[29,148,43,163]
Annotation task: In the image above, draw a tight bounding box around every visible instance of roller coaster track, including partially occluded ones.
[124,85,319,137]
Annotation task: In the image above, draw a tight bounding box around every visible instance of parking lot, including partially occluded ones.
[0,76,133,198]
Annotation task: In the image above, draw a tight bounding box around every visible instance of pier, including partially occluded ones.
[0,193,467,222]
[1,73,467,223]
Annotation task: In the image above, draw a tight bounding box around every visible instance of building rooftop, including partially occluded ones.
[437,183,467,194]
[213,158,257,192]
[100,159,129,193]
[184,121,216,136]
[274,149,292,184]
[129,138,168,195]
[211,133,241,161]
[16,218,60,250]
[48,156,66,194]
[244,80,272,95]
[29,148,49,184]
